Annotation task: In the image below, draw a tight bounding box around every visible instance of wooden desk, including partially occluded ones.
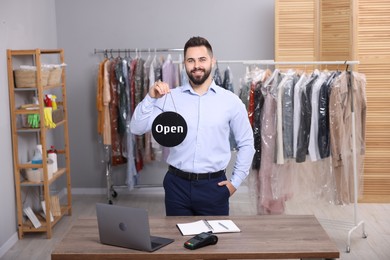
[51,215,339,260]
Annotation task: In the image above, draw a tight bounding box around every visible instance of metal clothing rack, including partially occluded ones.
[96,48,184,205]
[95,50,366,251]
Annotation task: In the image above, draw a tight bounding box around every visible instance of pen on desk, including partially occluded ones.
[218,222,229,230]
[203,219,214,231]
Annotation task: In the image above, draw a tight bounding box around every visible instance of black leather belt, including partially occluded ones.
[168,165,225,181]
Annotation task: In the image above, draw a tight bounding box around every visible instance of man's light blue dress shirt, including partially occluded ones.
[130,81,255,188]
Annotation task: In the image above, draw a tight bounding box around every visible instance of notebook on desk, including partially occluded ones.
[96,203,174,252]
[177,219,241,236]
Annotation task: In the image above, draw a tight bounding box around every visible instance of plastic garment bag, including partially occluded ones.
[318,71,339,159]
[282,71,298,159]
[329,71,367,205]
[308,71,330,162]
[295,72,319,163]
[222,66,235,93]
[251,81,264,170]
[256,70,290,214]
[213,65,223,86]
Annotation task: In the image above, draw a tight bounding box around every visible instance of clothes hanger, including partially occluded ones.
[110,49,114,59]
[145,48,152,65]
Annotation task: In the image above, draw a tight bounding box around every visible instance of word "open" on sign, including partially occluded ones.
[155,124,185,135]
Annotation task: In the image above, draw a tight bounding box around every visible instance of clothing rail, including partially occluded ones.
[94,48,184,55]
[93,50,360,66]
[216,60,359,65]
[94,49,359,66]
[242,60,359,65]
[93,49,272,64]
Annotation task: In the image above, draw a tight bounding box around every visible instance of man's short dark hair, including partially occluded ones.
[184,36,213,58]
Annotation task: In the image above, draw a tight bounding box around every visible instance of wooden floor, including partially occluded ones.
[1,186,390,260]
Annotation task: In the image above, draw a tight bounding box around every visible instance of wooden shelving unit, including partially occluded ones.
[7,49,72,239]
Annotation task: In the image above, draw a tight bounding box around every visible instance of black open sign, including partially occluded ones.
[152,111,188,147]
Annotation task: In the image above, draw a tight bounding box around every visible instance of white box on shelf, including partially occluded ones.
[25,160,55,182]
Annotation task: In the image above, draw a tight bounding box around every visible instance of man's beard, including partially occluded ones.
[186,67,212,86]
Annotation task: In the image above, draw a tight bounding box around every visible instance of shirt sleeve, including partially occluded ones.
[130,94,159,135]
[229,100,255,188]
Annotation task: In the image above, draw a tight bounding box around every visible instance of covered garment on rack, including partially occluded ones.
[222,67,234,93]
[295,72,318,163]
[275,70,299,164]
[292,73,308,157]
[96,58,105,137]
[308,71,329,162]
[162,54,179,89]
[242,67,266,126]
[251,81,264,170]
[109,57,128,165]
[96,58,113,146]
[244,67,268,169]
[281,71,298,160]
[220,66,237,150]
[213,65,223,86]
[117,58,129,136]
[142,55,153,164]
[255,69,290,214]
[329,71,367,204]
[134,58,146,171]
[239,68,251,111]
[318,71,340,159]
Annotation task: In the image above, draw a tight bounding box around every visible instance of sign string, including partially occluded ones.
[162,92,178,113]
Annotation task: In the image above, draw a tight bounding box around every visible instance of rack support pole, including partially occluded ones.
[346,69,367,253]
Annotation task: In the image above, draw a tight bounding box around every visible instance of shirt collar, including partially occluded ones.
[181,80,219,95]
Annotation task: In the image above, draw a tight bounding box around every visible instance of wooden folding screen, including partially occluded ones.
[275,0,319,71]
[357,0,390,202]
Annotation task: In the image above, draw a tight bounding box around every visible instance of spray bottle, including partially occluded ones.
[47,145,58,173]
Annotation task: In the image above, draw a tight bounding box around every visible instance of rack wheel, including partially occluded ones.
[108,199,113,204]
[362,232,368,239]
[111,190,118,198]
[346,245,351,253]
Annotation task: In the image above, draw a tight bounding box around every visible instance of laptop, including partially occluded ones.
[96,203,174,252]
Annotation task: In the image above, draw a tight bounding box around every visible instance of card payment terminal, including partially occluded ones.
[184,232,218,250]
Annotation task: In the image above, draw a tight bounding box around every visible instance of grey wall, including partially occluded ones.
[0,0,58,255]
[55,0,275,191]
[1,0,274,254]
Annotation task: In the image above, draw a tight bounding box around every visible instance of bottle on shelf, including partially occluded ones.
[47,145,58,173]
[31,144,43,170]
